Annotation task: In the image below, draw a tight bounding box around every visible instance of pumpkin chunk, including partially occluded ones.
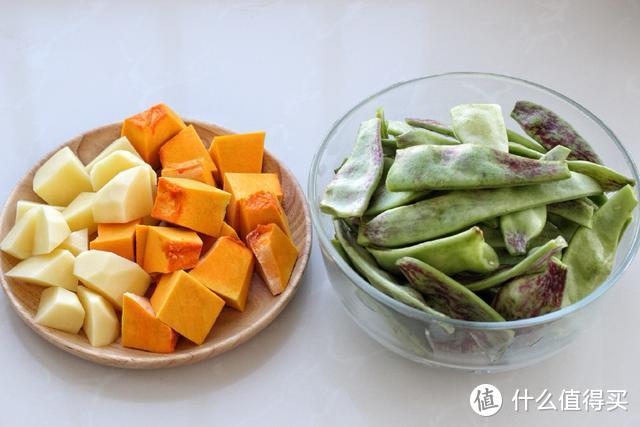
[247,223,298,296]
[160,124,218,175]
[122,292,177,353]
[150,271,225,345]
[161,159,216,186]
[121,103,186,167]
[220,222,239,239]
[208,132,264,182]
[190,237,254,311]
[223,173,283,228]
[152,177,230,236]
[136,225,202,273]
[89,219,141,261]
[238,191,291,239]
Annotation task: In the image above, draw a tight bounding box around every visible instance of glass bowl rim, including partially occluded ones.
[308,71,640,331]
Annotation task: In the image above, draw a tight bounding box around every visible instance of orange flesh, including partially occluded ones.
[121,293,178,353]
[90,219,141,261]
[190,237,254,311]
[150,271,225,345]
[246,223,298,296]
[238,191,291,239]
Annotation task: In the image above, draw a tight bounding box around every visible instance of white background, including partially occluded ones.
[1,1,639,426]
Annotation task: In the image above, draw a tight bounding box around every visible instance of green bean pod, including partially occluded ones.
[387,144,570,192]
[368,226,499,275]
[363,172,601,247]
[562,185,638,305]
[320,118,383,217]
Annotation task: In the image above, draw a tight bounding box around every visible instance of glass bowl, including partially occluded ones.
[308,72,640,373]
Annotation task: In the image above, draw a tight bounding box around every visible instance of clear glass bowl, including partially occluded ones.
[308,72,640,372]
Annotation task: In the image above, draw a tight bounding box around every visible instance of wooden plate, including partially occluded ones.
[0,120,312,369]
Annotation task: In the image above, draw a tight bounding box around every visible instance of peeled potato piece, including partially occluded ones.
[15,201,63,223]
[32,206,71,256]
[77,286,119,346]
[59,229,88,256]
[0,207,39,259]
[33,147,92,206]
[92,165,156,224]
[74,250,151,309]
[89,150,147,191]
[34,287,85,334]
[6,249,77,291]
[85,136,141,172]
[63,192,97,234]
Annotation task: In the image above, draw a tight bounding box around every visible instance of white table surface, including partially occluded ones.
[1,1,639,426]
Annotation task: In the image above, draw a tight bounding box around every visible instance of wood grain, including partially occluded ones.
[0,120,312,369]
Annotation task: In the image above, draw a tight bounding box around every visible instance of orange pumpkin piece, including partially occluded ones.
[121,292,177,353]
[161,159,216,186]
[220,221,239,239]
[135,225,202,274]
[159,124,218,175]
[152,177,231,236]
[208,132,264,182]
[135,225,149,267]
[150,271,225,345]
[223,173,283,228]
[238,191,291,239]
[246,223,298,296]
[121,103,186,168]
[89,219,141,261]
[190,237,254,312]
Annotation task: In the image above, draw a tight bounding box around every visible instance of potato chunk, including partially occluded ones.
[92,165,156,224]
[33,147,92,206]
[6,249,77,291]
[89,150,147,191]
[74,250,151,309]
[35,287,85,334]
[33,206,71,255]
[77,286,119,346]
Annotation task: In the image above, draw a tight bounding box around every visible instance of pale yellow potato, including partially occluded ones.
[85,136,141,172]
[6,249,77,291]
[32,206,71,256]
[92,165,156,224]
[77,286,120,347]
[90,150,147,191]
[62,192,97,234]
[33,147,93,206]
[15,200,63,223]
[59,229,88,256]
[0,208,39,259]
[35,287,85,334]
[74,250,151,309]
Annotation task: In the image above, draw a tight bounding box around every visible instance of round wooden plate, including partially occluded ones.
[0,120,312,369]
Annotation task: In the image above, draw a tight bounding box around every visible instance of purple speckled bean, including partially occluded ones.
[397,257,505,322]
[493,258,567,320]
[320,118,383,217]
[466,236,567,292]
[451,104,509,152]
[386,144,571,192]
[511,100,601,163]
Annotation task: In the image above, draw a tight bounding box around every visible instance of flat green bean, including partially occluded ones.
[321,118,383,217]
[451,104,509,152]
[397,257,505,321]
[368,226,499,275]
[493,258,568,320]
[562,185,638,305]
[362,172,601,247]
[387,144,570,192]
[466,236,567,292]
[334,219,448,317]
